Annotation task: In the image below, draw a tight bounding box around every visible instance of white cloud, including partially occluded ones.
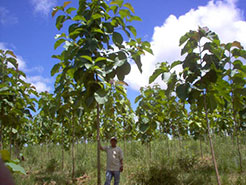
[30,0,57,16]
[25,75,52,92]
[0,42,51,92]
[125,0,246,91]
[0,6,18,25]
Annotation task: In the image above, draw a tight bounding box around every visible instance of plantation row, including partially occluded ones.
[1,0,246,184]
[13,137,246,184]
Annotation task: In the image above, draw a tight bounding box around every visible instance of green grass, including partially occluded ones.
[12,136,246,184]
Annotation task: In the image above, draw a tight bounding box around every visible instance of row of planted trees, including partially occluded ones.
[139,27,246,185]
[1,1,246,185]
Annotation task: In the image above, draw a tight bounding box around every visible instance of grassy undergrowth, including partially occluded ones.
[13,136,246,184]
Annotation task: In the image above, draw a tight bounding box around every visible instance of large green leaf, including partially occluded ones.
[94,89,109,104]
[123,3,135,13]
[149,62,169,84]
[119,9,130,19]
[133,55,142,73]
[110,0,124,7]
[51,63,61,76]
[116,62,131,81]
[126,26,136,38]
[129,16,142,22]
[139,123,149,133]
[54,39,66,49]
[176,83,190,101]
[112,32,123,46]
[56,15,66,30]
[5,162,26,175]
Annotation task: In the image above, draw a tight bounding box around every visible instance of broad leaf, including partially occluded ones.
[123,3,135,13]
[56,15,66,30]
[54,39,66,49]
[51,63,61,76]
[95,89,108,104]
[5,162,26,175]
[113,32,123,46]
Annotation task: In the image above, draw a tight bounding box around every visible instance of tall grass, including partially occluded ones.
[13,136,246,184]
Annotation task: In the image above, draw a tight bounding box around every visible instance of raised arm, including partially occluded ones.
[99,140,106,151]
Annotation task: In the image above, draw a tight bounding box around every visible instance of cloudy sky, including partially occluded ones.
[0,0,246,108]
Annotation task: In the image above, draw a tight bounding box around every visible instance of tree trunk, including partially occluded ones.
[233,114,243,172]
[84,137,87,154]
[149,142,152,160]
[97,103,101,185]
[72,120,75,179]
[47,141,50,161]
[167,136,170,157]
[204,93,221,185]
[61,125,64,170]
[200,138,203,159]
[77,138,79,154]
[236,135,242,172]
[9,132,12,158]
[0,125,2,150]
[178,135,182,157]
[124,136,126,156]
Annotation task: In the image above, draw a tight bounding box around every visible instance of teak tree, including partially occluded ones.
[150,27,226,185]
[51,0,152,184]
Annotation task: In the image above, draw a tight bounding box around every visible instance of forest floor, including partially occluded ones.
[13,136,246,185]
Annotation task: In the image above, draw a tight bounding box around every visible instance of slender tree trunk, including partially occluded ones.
[236,134,242,172]
[72,120,75,179]
[96,103,101,185]
[204,93,221,185]
[178,135,182,157]
[0,124,2,150]
[146,143,149,160]
[233,114,243,172]
[61,125,64,170]
[76,138,79,154]
[47,141,50,161]
[149,142,152,159]
[9,132,12,158]
[124,135,126,156]
[200,138,203,159]
[234,117,242,172]
[167,136,170,157]
[84,137,87,154]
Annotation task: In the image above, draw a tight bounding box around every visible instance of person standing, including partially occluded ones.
[100,137,123,185]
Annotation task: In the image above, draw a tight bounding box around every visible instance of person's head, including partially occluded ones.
[110,137,117,147]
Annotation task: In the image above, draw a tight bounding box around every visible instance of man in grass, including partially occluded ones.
[100,137,123,185]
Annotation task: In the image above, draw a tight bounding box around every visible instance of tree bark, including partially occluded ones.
[200,138,203,159]
[178,134,182,158]
[124,135,126,156]
[84,137,87,154]
[61,125,64,170]
[97,103,101,185]
[232,111,243,172]
[72,119,75,179]
[167,136,170,157]
[9,132,12,158]
[204,93,221,185]
[149,142,152,159]
[236,134,242,172]
[0,124,2,150]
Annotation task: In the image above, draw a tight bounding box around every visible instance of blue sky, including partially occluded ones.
[1,0,246,110]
